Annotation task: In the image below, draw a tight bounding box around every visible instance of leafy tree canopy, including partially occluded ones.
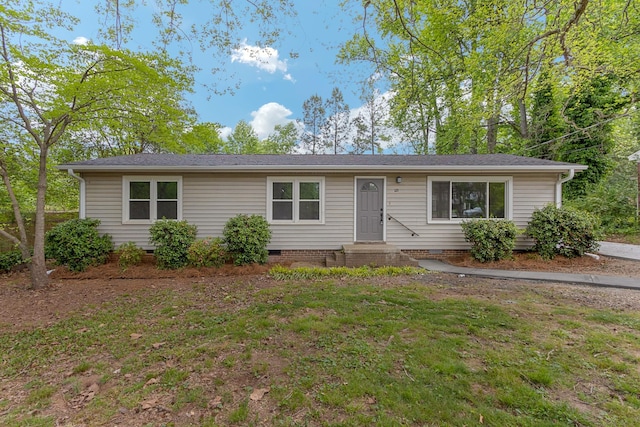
[0,0,209,287]
[340,0,639,154]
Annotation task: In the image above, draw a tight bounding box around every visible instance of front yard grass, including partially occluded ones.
[1,276,640,426]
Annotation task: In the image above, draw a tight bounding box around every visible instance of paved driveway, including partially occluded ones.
[598,241,640,261]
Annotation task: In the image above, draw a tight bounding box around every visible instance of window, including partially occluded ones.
[267,177,324,223]
[428,176,511,222]
[123,176,182,223]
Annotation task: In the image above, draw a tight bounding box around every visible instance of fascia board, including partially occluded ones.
[58,164,588,173]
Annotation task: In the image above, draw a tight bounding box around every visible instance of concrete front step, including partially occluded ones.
[325,244,418,267]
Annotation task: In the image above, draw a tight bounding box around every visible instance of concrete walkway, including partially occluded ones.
[597,241,640,261]
[419,240,640,291]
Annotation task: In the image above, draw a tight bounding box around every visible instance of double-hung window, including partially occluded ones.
[428,176,512,222]
[267,177,324,223]
[123,176,182,223]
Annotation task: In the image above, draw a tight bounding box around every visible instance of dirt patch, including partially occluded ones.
[1,253,640,331]
[0,259,275,330]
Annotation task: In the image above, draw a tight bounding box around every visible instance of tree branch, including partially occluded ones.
[0,154,30,254]
[0,24,45,148]
[559,0,590,64]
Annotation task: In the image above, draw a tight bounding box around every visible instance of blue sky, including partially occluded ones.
[62,1,378,140]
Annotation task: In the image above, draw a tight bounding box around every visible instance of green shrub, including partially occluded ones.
[269,264,423,280]
[149,219,197,269]
[115,241,146,271]
[564,155,639,236]
[526,205,601,259]
[223,214,271,265]
[187,237,226,268]
[0,250,23,273]
[461,219,519,262]
[44,218,113,272]
[565,182,639,235]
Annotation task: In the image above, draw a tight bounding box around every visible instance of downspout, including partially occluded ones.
[555,169,575,207]
[67,169,86,219]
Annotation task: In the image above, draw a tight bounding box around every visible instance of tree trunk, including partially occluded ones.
[519,99,528,139]
[418,102,431,154]
[29,146,50,289]
[486,115,498,153]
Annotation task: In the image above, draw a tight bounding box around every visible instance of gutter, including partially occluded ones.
[555,169,575,207]
[57,164,589,174]
[66,169,86,219]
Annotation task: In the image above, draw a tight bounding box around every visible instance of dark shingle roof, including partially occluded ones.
[58,153,586,172]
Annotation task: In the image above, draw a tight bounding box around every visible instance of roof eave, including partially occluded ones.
[58,164,588,173]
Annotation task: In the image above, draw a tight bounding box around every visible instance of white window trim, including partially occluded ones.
[266,177,325,224]
[427,176,513,223]
[122,176,183,224]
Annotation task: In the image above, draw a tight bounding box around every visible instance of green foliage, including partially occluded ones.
[527,69,564,159]
[179,122,226,154]
[187,237,227,268]
[269,265,424,280]
[0,1,197,287]
[262,122,299,154]
[300,94,326,154]
[223,214,271,266]
[526,205,601,260]
[352,82,389,155]
[44,218,113,272]
[115,242,145,272]
[149,219,197,269]
[226,120,261,154]
[460,220,519,262]
[340,0,639,155]
[0,250,23,273]
[564,133,640,236]
[566,180,639,235]
[323,87,351,155]
[556,75,623,198]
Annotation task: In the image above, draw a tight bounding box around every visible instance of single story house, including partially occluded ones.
[58,153,587,264]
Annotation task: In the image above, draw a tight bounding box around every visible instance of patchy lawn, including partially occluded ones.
[1,259,640,426]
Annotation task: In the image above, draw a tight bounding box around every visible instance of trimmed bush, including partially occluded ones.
[44,218,113,272]
[0,250,23,273]
[116,241,146,271]
[149,219,197,269]
[223,214,271,265]
[526,205,601,259]
[461,219,519,262]
[188,237,227,268]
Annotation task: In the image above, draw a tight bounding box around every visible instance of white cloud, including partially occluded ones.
[231,40,293,82]
[73,36,90,45]
[219,126,233,140]
[250,102,294,140]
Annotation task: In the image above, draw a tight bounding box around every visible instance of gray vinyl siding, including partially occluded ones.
[512,173,558,249]
[83,171,559,251]
[386,174,469,250]
[83,172,353,250]
[385,173,557,250]
[268,174,352,250]
[187,173,353,250]
[183,174,264,240]
[512,173,557,228]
